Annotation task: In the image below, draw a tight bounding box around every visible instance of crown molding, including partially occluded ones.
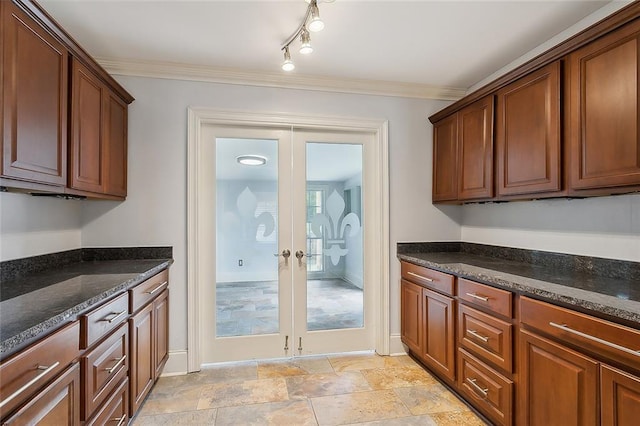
[95,57,466,101]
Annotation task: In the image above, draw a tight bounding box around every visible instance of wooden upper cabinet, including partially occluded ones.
[496,61,561,197]
[432,114,458,202]
[104,93,127,197]
[71,60,104,193]
[70,59,128,198]
[568,20,640,191]
[458,95,494,200]
[1,0,67,186]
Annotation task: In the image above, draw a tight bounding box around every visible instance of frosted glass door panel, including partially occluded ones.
[216,137,279,337]
[306,142,364,331]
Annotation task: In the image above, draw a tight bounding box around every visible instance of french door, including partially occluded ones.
[200,125,375,362]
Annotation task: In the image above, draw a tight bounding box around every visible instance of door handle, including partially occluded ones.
[295,250,305,260]
[274,249,291,259]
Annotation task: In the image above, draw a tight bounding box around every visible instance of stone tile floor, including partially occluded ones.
[216,279,364,337]
[133,353,487,425]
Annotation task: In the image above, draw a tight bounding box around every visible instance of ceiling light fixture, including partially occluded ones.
[299,27,313,55]
[236,155,267,166]
[281,46,295,71]
[280,0,326,71]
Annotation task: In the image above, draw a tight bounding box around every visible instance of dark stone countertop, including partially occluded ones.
[398,251,640,328]
[0,258,172,359]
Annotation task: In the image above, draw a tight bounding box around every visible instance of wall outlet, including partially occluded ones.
[238,259,243,267]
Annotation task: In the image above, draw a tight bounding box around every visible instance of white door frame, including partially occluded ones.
[186,107,389,372]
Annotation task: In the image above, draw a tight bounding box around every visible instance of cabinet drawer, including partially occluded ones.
[458,348,513,426]
[458,278,512,318]
[458,304,513,373]
[0,321,80,417]
[401,262,454,296]
[129,269,169,313]
[82,322,128,420]
[2,362,81,425]
[85,377,128,426]
[520,297,640,369]
[81,292,129,349]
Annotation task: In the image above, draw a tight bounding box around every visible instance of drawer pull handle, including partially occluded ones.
[0,361,60,409]
[407,271,433,282]
[468,329,489,343]
[467,378,489,398]
[465,293,490,302]
[111,414,127,426]
[101,310,126,323]
[105,355,127,374]
[146,281,168,295]
[549,322,640,357]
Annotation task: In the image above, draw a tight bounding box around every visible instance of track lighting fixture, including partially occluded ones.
[280,0,327,71]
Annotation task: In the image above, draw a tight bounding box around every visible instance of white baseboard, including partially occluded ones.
[389,333,408,356]
[160,350,189,376]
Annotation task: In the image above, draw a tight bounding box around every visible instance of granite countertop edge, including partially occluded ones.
[0,260,172,356]
[398,253,640,326]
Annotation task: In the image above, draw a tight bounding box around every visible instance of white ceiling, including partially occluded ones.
[39,0,612,92]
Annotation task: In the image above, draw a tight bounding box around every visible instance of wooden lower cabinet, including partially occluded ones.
[85,377,128,426]
[421,288,456,382]
[601,364,640,426]
[2,363,81,425]
[518,329,598,426]
[129,301,155,415]
[154,289,169,378]
[400,279,422,355]
[129,288,170,416]
[458,348,513,426]
[81,322,128,420]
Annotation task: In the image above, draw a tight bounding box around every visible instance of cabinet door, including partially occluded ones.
[2,363,80,425]
[421,288,455,382]
[400,279,422,355]
[458,96,494,200]
[568,21,640,190]
[432,114,458,202]
[601,364,640,426]
[496,61,561,196]
[519,329,598,426]
[104,92,127,197]
[70,59,104,193]
[154,289,169,378]
[129,303,154,416]
[1,1,67,186]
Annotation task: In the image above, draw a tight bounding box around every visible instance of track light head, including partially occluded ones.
[309,1,324,32]
[299,27,313,55]
[281,47,295,71]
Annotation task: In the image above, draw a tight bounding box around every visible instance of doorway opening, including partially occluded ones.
[187,109,389,370]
